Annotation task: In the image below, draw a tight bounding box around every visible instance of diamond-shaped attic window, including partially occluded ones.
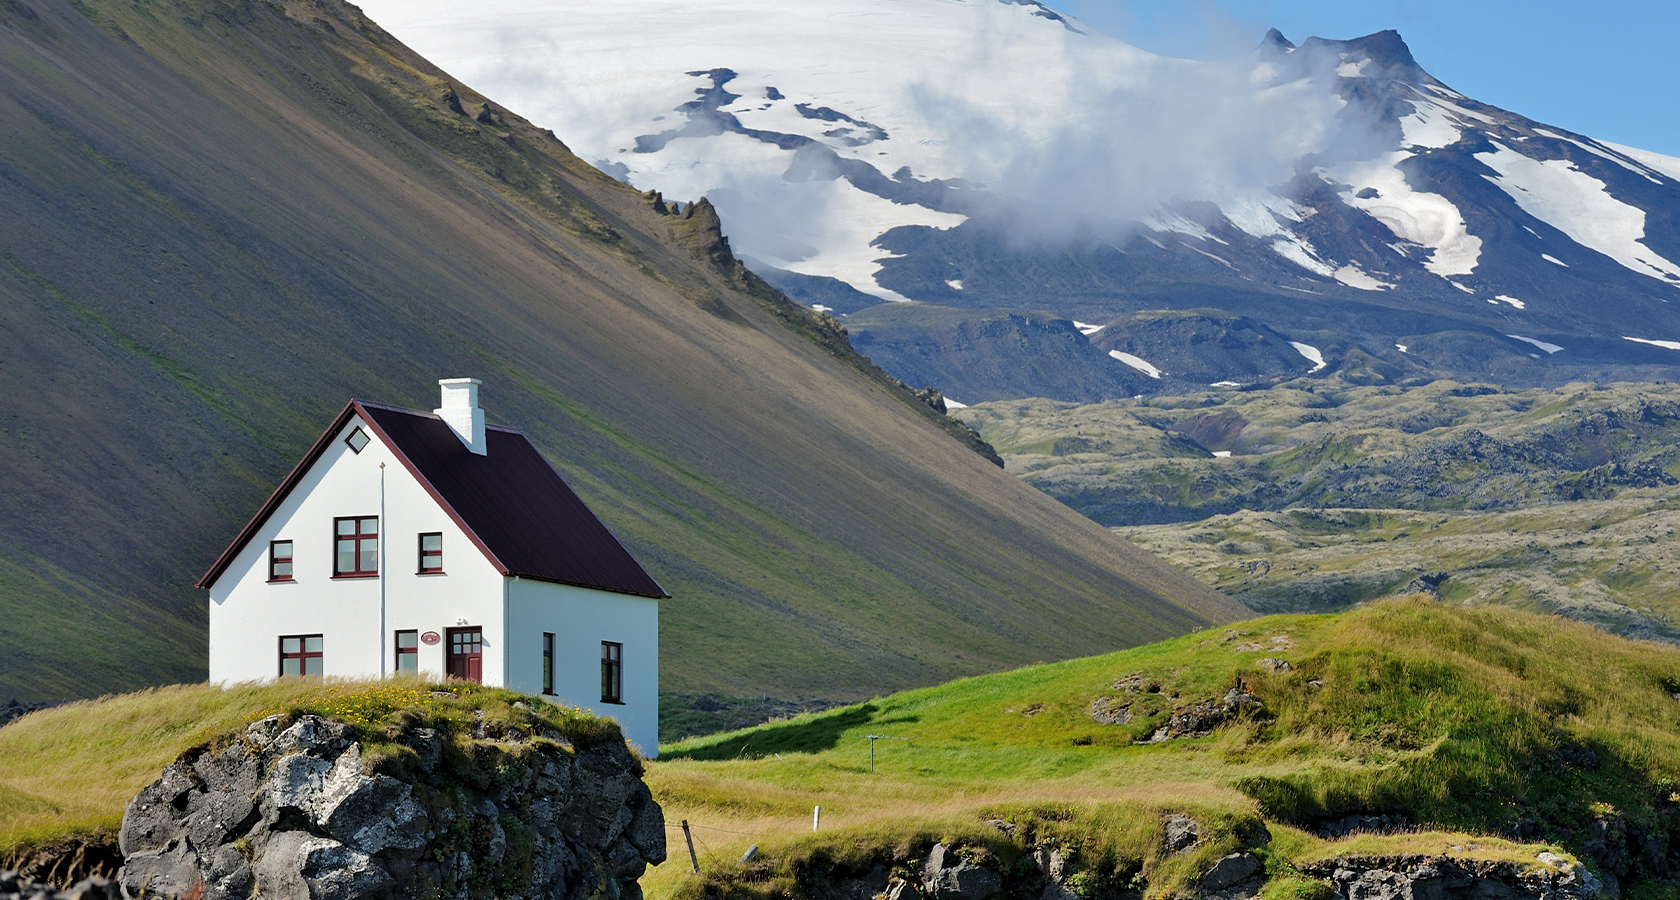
[345,426,370,454]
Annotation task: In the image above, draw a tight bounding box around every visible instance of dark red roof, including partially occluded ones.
[197,400,667,598]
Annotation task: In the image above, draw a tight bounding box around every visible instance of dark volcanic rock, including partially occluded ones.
[1088,309,1321,391]
[0,871,120,900]
[845,304,1152,403]
[118,715,664,900]
[1298,854,1600,899]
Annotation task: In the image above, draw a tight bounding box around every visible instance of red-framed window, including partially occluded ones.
[448,628,483,683]
[542,633,555,695]
[334,516,378,576]
[395,630,419,674]
[601,641,623,704]
[418,533,443,574]
[268,540,294,582]
[280,634,323,677]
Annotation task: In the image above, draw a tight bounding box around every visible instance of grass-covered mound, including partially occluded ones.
[643,598,1680,899]
[0,679,626,874]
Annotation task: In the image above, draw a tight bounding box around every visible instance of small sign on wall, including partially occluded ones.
[421,631,441,645]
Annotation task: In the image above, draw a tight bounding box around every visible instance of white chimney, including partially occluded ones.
[435,378,486,455]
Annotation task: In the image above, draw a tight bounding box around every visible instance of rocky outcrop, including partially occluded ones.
[118,714,664,900]
[921,844,1000,900]
[1139,689,1263,742]
[0,871,120,900]
[1298,854,1600,899]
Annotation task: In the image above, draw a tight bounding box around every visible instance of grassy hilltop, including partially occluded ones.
[0,679,621,874]
[12,600,1678,896]
[644,598,1680,898]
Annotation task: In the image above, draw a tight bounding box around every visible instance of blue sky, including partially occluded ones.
[1054,0,1680,158]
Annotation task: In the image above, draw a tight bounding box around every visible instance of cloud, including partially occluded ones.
[903,14,1352,243]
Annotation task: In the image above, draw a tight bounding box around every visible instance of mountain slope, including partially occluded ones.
[0,0,1244,702]
[356,1,1680,399]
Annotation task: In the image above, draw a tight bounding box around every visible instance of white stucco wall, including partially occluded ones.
[208,413,506,684]
[506,579,660,757]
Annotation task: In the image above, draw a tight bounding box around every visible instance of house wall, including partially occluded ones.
[506,580,660,757]
[208,413,507,684]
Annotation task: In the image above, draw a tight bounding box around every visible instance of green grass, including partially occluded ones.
[8,601,1661,897]
[637,598,1678,899]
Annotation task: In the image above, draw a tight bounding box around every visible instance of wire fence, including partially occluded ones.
[658,733,914,874]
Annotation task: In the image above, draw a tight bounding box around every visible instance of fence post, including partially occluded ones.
[681,819,699,874]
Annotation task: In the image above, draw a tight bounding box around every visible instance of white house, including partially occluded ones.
[199,379,668,756]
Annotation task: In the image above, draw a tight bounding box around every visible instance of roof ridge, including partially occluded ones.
[352,399,433,415]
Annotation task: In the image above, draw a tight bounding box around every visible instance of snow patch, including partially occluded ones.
[1211,450,1233,458]
[812,304,833,312]
[1507,334,1562,354]
[1187,245,1238,270]
[1109,350,1162,379]
[1395,344,1408,353]
[1493,294,1526,309]
[1450,281,1476,294]
[1475,140,1680,287]
[946,279,964,290]
[1624,336,1680,351]
[1289,341,1327,373]
[1397,101,1462,150]
[1146,212,1225,244]
[1220,194,1335,277]
[1073,321,1104,336]
[943,397,969,409]
[1535,130,1662,184]
[1604,142,1680,183]
[1541,254,1568,267]
[1270,238,1335,276]
[1326,152,1482,277]
[1210,381,1243,387]
[1333,264,1394,291]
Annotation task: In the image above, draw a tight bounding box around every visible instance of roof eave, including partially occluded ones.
[195,400,363,589]
[504,570,670,600]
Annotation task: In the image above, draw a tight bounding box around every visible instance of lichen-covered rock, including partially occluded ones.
[922,843,1001,900]
[117,714,665,900]
[1199,853,1262,892]
[1165,814,1200,852]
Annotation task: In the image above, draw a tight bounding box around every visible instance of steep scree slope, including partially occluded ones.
[0,0,1244,702]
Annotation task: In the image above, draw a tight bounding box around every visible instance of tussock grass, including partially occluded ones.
[644,598,1680,898]
[0,678,622,863]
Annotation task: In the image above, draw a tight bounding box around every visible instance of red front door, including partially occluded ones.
[447,627,483,683]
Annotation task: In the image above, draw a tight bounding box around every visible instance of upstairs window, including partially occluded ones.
[601,641,623,704]
[418,533,443,574]
[335,517,379,576]
[268,540,293,582]
[395,630,418,674]
[280,634,323,677]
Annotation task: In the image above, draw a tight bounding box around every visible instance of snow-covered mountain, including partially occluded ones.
[355,0,1680,399]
